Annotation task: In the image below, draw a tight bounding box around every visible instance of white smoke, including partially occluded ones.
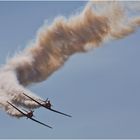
[0,1,140,117]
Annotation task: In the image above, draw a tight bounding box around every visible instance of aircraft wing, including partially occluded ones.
[23,93,72,117]
[30,117,52,129]
[48,108,72,117]
[23,93,43,106]
[7,101,27,116]
[7,101,52,128]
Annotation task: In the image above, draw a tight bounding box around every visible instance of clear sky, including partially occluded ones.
[0,1,140,139]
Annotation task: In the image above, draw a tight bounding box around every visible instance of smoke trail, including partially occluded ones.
[0,70,43,117]
[0,1,140,117]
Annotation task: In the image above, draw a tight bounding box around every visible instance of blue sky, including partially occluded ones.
[0,1,140,139]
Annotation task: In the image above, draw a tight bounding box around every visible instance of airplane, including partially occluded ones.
[23,93,72,118]
[7,101,52,129]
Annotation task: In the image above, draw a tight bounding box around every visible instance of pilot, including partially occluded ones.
[46,100,51,109]
[27,111,33,118]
